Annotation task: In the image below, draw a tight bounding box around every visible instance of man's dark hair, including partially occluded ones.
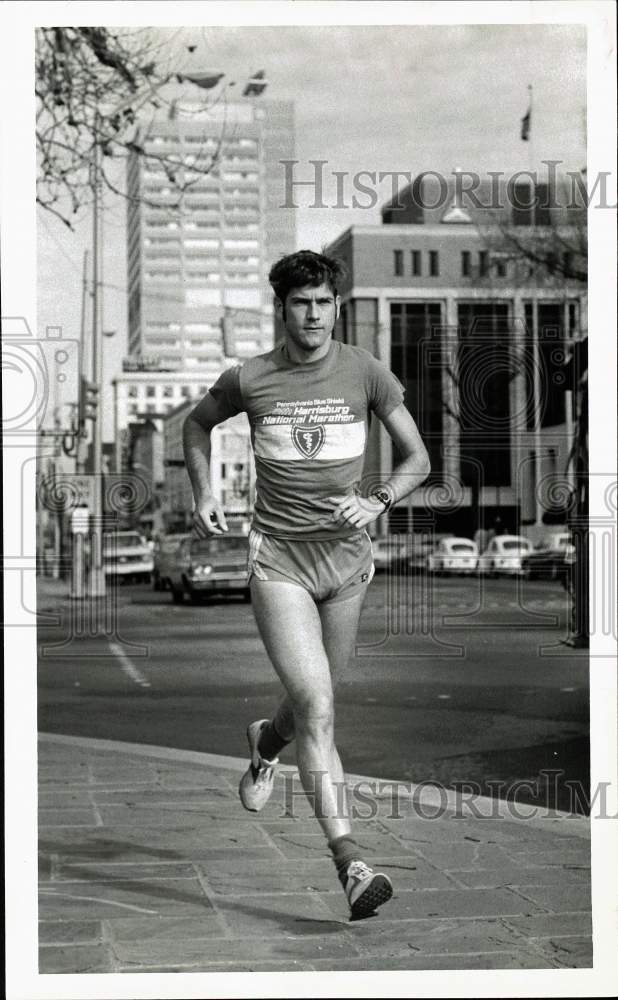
[268,250,344,304]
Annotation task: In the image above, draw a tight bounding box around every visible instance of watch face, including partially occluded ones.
[372,488,392,509]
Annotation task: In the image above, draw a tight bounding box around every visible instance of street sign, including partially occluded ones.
[71,506,90,534]
[40,473,96,513]
[61,474,96,509]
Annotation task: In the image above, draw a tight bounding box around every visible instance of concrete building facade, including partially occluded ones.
[111,367,218,474]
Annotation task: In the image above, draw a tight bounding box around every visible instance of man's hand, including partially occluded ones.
[331,494,385,529]
[192,497,228,538]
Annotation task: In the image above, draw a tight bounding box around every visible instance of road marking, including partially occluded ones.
[561,686,577,692]
[437,694,451,700]
[109,642,151,688]
[39,889,157,914]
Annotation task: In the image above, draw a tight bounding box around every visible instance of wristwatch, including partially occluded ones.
[370,486,394,513]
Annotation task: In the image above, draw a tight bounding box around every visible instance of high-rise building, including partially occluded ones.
[126,90,295,370]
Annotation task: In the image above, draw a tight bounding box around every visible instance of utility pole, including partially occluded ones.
[76,249,89,474]
[89,122,106,597]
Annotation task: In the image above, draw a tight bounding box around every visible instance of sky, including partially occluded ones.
[36,20,587,439]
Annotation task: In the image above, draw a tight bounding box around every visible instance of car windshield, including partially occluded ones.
[103,534,143,551]
[501,540,530,552]
[191,537,248,556]
[451,543,475,552]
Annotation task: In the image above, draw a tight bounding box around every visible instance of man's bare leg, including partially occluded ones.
[268,591,366,816]
[249,579,362,841]
[249,579,392,916]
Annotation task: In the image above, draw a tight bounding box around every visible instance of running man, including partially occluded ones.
[183,250,430,919]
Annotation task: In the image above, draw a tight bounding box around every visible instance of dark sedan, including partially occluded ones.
[164,532,251,604]
[521,532,574,581]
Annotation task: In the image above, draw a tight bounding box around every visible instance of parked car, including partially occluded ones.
[477,535,533,576]
[372,535,407,573]
[427,537,479,575]
[102,531,154,583]
[521,532,574,581]
[406,533,450,574]
[164,533,250,604]
[152,533,190,591]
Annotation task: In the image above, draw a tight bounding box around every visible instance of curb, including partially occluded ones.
[39,732,590,838]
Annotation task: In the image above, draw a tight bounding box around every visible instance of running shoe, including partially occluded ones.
[344,860,393,920]
[238,719,279,812]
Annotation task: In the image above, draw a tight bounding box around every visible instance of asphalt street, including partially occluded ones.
[38,574,589,813]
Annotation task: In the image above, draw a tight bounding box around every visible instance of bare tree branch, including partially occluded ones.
[36,26,231,228]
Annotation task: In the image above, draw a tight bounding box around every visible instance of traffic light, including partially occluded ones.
[79,376,100,425]
[221,312,236,358]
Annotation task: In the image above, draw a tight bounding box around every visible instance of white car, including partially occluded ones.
[103,531,154,582]
[477,535,533,576]
[372,535,406,572]
[427,537,479,575]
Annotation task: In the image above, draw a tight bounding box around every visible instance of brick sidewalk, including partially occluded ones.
[38,734,592,974]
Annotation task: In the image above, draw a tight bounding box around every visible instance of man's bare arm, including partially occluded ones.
[182,398,229,536]
[378,402,431,502]
[332,403,430,528]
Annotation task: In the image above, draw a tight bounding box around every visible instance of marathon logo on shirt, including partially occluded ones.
[254,395,366,462]
[292,424,325,458]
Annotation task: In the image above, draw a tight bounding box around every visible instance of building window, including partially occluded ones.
[461,251,471,277]
[394,250,404,276]
[494,258,507,278]
[181,386,191,398]
[563,251,572,277]
[127,386,138,398]
[163,386,173,398]
[146,386,156,398]
[390,302,443,475]
[429,251,440,277]
[457,302,511,487]
[411,250,422,276]
[478,250,489,277]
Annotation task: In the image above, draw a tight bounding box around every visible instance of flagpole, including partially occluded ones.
[523,84,543,530]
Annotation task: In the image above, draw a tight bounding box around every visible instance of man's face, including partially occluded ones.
[277,282,340,353]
